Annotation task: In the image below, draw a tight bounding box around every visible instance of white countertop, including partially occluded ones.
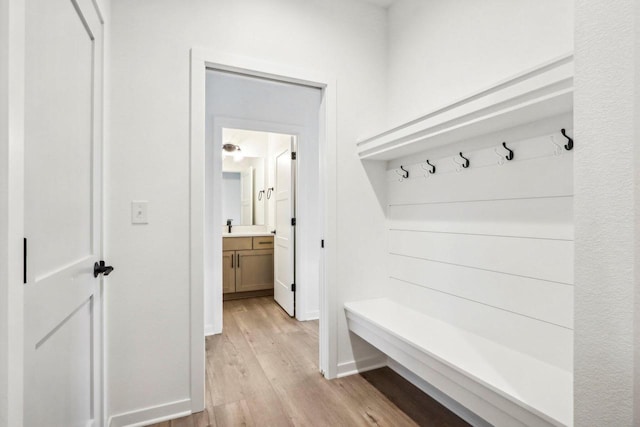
[223,232,274,238]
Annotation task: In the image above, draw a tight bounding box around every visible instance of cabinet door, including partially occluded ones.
[236,249,274,292]
[222,251,236,293]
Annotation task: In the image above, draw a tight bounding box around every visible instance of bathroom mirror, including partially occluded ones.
[222,155,266,226]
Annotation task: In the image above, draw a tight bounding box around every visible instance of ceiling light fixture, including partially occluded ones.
[222,143,244,162]
[222,143,240,153]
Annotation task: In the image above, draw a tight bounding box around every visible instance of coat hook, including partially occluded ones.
[258,190,265,201]
[426,160,436,174]
[452,152,470,172]
[400,165,409,179]
[420,160,436,179]
[501,142,514,161]
[266,187,274,199]
[561,129,573,151]
[458,152,470,168]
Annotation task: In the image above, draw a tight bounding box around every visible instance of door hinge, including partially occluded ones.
[321,239,324,248]
[291,217,296,226]
[23,238,27,284]
[291,152,297,160]
[291,283,296,292]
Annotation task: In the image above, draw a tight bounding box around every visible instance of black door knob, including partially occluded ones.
[94,261,114,278]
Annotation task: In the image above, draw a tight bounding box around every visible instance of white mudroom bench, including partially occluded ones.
[344,298,572,427]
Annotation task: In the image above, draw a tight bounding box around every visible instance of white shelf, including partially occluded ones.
[357,54,574,161]
[345,298,572,427]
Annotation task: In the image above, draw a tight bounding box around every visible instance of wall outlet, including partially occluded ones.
[131,201,148,224]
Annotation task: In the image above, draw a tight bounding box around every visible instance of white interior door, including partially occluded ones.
[274,138,295,316]
[24,0,105,425]
[241,166,253,225]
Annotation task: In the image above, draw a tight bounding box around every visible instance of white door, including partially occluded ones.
[274,138,295,316]
[24,0,105,425]
[240,166,253,225]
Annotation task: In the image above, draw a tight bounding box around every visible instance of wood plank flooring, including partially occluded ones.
[149,297,469,427]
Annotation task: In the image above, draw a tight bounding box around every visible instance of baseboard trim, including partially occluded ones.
[204,324,220,336]
[300,310,319,321]
[336,355,387,378]
[108,398,192,427]
[387,360,491,427]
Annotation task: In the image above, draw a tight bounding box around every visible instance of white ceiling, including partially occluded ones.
[222,128,269,158]
[359,0,396,8]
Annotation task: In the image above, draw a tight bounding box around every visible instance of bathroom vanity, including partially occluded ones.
[222,234,274,300]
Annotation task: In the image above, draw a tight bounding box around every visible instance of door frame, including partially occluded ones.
[0,0,25,424]
[189,48,338,412]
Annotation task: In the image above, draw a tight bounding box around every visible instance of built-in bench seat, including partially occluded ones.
[344,298,572,427]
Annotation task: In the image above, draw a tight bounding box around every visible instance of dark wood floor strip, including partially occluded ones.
[148,297,469,427]
[360,367,470,427]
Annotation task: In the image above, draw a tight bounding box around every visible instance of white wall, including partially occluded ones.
[574,0,640,424]
[107,0,387,421]
[386,0,574,125]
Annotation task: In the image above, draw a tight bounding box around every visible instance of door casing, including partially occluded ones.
[0,0,26,424]
[189,48,338,412]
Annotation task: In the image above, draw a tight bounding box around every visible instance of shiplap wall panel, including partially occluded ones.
[387,152,572,206]
[388,196,573,240]
[389,230,573,284]
[390,278,573,371]
[388,254,573,328]
[384,139,573,372]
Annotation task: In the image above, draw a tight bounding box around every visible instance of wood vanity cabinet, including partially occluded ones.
[222,252,236,294]
[223,236,274,298]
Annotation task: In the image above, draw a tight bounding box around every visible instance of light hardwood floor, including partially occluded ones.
[149,297,469,427]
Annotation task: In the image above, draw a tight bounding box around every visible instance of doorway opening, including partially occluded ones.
[201,67,326,412]
[203,68,323,334]
[220,128,298,317]
[190,50,338,412]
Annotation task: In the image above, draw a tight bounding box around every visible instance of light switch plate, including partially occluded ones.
[131,201,148,224]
